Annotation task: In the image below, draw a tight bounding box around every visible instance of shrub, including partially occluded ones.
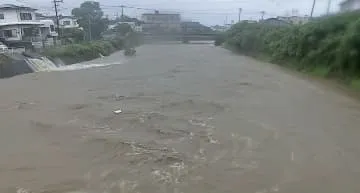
[222,11,360,79]
[44,39,124,64]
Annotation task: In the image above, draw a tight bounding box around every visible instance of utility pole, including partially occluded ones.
[238,8,242,22]
[120,5,125,20]
[88,14,92,41]
[53,0,63,40]
[260,11,265,20]
[326,0,332,15]
[310,0,316,18]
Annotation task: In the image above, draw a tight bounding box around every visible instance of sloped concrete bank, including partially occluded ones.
[0,54,32,78]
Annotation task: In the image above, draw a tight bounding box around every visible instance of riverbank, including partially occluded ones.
[219,11,360,90]
[0,32,143,78]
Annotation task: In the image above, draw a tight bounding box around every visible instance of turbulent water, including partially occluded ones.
[25,55,126,73]
[1,44,360,193]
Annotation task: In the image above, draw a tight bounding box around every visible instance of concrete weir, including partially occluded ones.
[0,54,62,78]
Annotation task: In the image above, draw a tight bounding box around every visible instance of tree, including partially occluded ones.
[113,23,133,36]
[72,1,108,40]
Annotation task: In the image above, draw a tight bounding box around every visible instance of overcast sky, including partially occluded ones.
[3,0,344,25]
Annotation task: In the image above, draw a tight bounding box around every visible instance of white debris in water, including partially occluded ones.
[188,119,207,127]
[114,109,123,114]
[16,187,32,193]
[207,132,219,144]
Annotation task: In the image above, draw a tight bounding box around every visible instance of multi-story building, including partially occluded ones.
[0,4,57,47]
[141,11,181,33]
[340,0,360,12]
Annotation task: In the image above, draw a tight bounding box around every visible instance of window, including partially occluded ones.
[50,25,55,32]
[4,29,17,38]
[20,13,32,20]
[0,13,4,20]
[63,21,71,26]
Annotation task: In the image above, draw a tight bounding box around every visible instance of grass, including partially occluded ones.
[350,79,360,90]
[308,66,331,77]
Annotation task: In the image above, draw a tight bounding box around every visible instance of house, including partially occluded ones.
[117,21,142,32]
[0,4,41,43]
[59,16,79,29]
[141,11,181,33]
[277,16,309,25]
[39,19,58,46]
[0,4,58,48]
[262,18,291,26]
[340,0,360,12]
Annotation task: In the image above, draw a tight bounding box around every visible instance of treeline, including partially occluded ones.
[219,11,360,81]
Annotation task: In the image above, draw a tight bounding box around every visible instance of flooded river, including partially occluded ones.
[1,44,360,193]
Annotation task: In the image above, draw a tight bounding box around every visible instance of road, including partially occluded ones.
[1,44,360,193]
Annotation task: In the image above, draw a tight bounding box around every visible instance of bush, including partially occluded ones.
[222,11,360,79]
[44,39,124,64]
[214,34,225,46]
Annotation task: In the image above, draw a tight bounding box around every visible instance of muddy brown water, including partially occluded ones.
[1,44,360,193]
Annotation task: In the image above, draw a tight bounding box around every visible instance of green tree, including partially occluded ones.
[72,1,108,40]
[113,23,133,36]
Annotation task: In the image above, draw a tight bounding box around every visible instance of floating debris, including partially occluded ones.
[114,109,123,114]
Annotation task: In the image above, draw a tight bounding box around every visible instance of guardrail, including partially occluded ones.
[0,47,26,55]
[0,48,13,55]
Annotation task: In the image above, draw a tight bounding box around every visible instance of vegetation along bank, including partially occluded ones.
[218,11,360,89]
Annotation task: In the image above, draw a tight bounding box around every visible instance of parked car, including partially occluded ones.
[0,42,8,53]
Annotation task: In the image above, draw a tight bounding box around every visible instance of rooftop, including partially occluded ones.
[142,13,180,16]
[0,4,36,11]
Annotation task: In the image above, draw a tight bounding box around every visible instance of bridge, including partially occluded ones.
[143,33,218,43]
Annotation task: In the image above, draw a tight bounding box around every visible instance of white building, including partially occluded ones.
[118,21,142,32]
[59,16,79,29]
[277,16,309,25]
[0,4,58,48]
[340,0,360,12]
[0,4,42,42]
[142,11,181,33]
[210,25,230,32]
[38,19,58,46]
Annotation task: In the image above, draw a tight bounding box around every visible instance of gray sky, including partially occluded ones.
[4,0,344,25]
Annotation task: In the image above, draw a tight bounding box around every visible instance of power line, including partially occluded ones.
[100,4,280,17]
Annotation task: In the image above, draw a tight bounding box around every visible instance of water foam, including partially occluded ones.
[25,56,124,72]
[54,62,123,71]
